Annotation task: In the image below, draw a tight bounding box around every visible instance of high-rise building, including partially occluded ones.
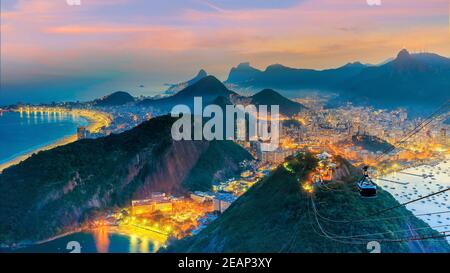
[213,193,237,213]
[440,128,447,145]
[77,126,90,140]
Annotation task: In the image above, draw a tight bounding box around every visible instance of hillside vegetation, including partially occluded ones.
[0,116,251,245]
[164,153,450,253]
[351,134,394,153]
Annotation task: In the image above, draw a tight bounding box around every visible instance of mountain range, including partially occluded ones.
[139,76,236,111]
[97,49,448,114]
[226,49,450,107]
[340,49,450,106]
[226,61,368,90]
[139,75,306,117]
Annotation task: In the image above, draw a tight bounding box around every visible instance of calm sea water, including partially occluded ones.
[0,111,87,164]
[376,160,450,243]
[13,229,164,253]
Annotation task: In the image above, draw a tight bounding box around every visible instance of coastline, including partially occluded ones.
[5,225,168,253]
[0,110,111,174]
[34,225,168,245]
[34,228,84,246]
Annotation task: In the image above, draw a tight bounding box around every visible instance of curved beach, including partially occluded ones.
[0,109,111,173]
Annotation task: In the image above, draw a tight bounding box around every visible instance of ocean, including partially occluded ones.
[12,228,166,253]
[0,111,88,165]
[375,160,450,243]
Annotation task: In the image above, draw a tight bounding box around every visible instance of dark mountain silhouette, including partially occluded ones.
[0,115,251,245]
[250,89,306,116]
[164,69,208,95]
[208,87,306,117]
[226,50,450,106]
[140,76,236,112]
[351,134,394,153]
[226,62,262,85]
[141,75,304,118]
[226,62,368,90]
[340,49,450,105]
[163,153,450,253]
[173,75,234,99]
[93,91,135,106]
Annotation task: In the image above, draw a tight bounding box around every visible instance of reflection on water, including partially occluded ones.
[13,226,167,253]
[130,234,138,253]
[140,237,149,253]
[126,227,166,253]
[93,227,110,253]
[377,160,450,243]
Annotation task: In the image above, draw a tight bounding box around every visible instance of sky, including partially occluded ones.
[1,0,449,104]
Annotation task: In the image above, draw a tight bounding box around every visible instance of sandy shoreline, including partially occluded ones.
[0,110,110,173]
[34,228,85,245]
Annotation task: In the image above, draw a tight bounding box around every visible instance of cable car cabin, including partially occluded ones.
[357,176,377,198]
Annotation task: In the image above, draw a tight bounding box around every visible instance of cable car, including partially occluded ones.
[357,166,377,198]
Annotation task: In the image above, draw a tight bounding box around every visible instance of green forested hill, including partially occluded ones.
[351,134,394,153]
[182,140,252,191]
[0,116,251,245]
[164,153,450,253]
[250,89,306,117]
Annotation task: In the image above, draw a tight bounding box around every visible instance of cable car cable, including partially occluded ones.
[309,195,450,243]
[369,187,450,217]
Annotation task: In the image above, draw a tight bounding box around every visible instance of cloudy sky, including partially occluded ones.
[1,0,449,104]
